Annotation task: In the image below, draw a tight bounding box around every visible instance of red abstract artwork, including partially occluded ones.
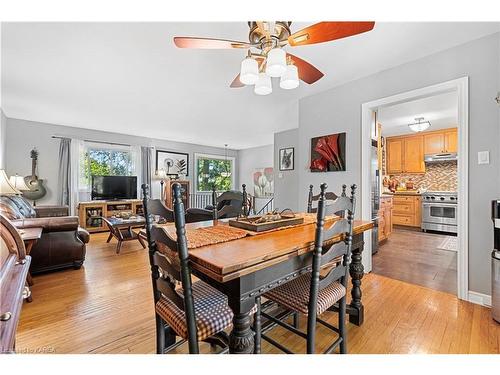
[310,132,346,172]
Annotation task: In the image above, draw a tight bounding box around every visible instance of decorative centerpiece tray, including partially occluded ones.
[228,211,304,232]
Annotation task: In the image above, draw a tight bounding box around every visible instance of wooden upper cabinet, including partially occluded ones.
[424,132,445,154]
[386,138,403,174]
[444,129,458,153]
[424,128,458,154]
[404,136,425,173]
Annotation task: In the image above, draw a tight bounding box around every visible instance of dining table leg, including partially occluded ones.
[228,298,255,354]
[347,234,365,325]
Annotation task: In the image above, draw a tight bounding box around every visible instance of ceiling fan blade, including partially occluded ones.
[173,37,251,49]
[288,22,375,46]
[230,74,245,88]
[286,53,324,84]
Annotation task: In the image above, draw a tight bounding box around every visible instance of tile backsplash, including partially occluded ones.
[387,161,457,192]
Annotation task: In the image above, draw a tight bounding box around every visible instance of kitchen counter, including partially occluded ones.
[382,191,421,196]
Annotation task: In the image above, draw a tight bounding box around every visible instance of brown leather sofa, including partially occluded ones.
[0,195,89,274]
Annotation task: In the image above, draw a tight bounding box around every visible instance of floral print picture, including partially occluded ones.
[253,167,274,197]
[310,132,346,172]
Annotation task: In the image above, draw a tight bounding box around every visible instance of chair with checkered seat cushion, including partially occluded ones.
[263,273,346,316]
[155,281,233,341]
[142,183,233,354]
[255,183,356,354]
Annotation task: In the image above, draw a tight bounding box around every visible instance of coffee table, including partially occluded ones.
[102,216,146,254]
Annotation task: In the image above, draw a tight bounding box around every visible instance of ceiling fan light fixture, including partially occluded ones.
[265,48,287,77]
[408,117,431,132]
[254,73,272,95]
[280,64,299,90]
[239,57,259,85]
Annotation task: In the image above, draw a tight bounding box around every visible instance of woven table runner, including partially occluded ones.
[159,213,338,249]
[163,225,249,249]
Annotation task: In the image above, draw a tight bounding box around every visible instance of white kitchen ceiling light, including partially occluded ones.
[254,73,272,95]
[408,117,431,132]
[265,48,287,77]
[280,64,299,90]
[239,57,259,85]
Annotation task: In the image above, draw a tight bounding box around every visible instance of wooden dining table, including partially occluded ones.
[157,216,373,354]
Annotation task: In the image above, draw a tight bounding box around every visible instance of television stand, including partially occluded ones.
[78,199,144,233]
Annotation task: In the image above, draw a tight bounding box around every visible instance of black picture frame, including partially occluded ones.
[155,150,189,177]
[279,147,295,171]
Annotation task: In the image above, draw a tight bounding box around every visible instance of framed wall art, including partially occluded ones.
[279,147,294,171]
[155,150,189,178]
[310,132,346,172]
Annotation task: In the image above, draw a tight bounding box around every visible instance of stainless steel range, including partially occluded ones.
[421,191,458,233]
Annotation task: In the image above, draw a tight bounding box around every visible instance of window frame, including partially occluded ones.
[79,142,138,192]
[194,152,236,193]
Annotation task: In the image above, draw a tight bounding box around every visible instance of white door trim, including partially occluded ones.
[360,77,469,300]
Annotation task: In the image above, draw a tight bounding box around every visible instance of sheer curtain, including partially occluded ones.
[140,146,152,197]
[57,137,85,215]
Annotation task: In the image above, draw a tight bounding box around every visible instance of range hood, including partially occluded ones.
[424,152,458,163]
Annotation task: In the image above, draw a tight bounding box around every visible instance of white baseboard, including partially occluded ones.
[468,291,492,307]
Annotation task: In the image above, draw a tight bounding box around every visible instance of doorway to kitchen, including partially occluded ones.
[360,77,469,300]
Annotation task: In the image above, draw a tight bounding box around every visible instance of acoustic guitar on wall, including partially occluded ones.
[23,148,47,205]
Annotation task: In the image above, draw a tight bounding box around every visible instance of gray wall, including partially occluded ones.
[238,144,274,192]
[0,109,6,169]
[275,32,500,295]
[5,118,238,204]
[274,129,299,212]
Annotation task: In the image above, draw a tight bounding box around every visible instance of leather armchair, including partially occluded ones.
[0,195,89,274]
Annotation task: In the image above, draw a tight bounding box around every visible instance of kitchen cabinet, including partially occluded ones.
[386,135,424,174]
[378,196,393,242]
[386,138,404,174]
[423,128,458,154]
[392,195,421,228]
[403,136,425,173]
[444,129,458,153]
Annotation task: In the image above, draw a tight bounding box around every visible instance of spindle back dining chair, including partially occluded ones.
[142,183,233,354]
[255,183,356,354]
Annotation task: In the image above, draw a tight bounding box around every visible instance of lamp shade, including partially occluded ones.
[254,73,272,95]
[265,48,287,77]
[280,64,299,90]
[240,57,259,85]
[154,169,168,180]
[9,174,30,191]
[408,117,431,132]
[0,170,21,195]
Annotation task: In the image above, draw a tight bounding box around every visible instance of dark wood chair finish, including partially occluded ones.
[256,183,356,354]
[147,199,175,223]
[142,184,230,354]
[307,184,341,214]
[185,185,248,223]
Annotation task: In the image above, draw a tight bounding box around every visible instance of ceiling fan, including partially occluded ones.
[173,21,375,95]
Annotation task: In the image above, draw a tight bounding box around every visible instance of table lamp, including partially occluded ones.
[0,169,21,195]
[154,169,168,201]
[9,174,31,192]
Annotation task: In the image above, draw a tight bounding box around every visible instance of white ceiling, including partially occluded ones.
[378,91,458,136]
[2,22,499,149]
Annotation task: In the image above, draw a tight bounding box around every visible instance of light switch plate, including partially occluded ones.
[278,172,283,179]
[478,151,490,165]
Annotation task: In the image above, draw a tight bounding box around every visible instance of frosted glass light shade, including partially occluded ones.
[154,169,168,180]
[280,64,299,89]
[254,73,272,95]
[265,48,287,77]
[9,174,30,191]
[408,121,431,132]
[0,170,20,195]
[240,57,259,85]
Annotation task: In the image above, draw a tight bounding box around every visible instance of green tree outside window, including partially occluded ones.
[197,157,232,192]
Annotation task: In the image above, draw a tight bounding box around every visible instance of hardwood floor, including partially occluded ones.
[16,232,499,354]
[373,227,457,294]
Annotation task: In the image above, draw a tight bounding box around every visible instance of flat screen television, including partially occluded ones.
[91,176,137,200]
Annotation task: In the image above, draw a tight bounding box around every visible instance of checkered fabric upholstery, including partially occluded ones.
[263,273,346,316]
[156,281,233,341]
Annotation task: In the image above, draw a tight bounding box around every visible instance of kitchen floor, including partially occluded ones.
[373,227,457,295]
